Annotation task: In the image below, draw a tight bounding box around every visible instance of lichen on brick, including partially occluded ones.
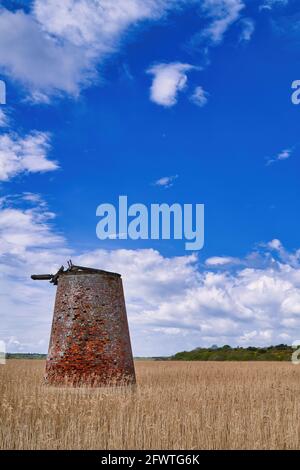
[44,271,136,387]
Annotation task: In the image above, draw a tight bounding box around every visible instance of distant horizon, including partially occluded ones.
[5,343,296,358]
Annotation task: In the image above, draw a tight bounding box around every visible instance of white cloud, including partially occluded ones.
[260,0,289,11]
[277,149,292,160]
[266,147,293,166]
[0,8,93,99]
[153,174,178,188]
[0,197,64,257]
[0,109,9,127]
[205,256,240,266]
[200,0,245,44]
[281,292,300,316]
[239,329,273,343]
[147,62,195,107]
[2,195,300,356]
[190,86,209,107]
[239,18,255,42]
[0,1,176,100]
[33,0,173,48]
[262,239,300,267]
[98,242,300,351]
[267,238,282,251]
[0,1,253,101]
[0,131,58,181]
[0,195,70,354]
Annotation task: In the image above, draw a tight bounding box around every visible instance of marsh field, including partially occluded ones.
[1,360,300,450]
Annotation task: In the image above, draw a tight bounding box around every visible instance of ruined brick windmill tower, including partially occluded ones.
[31,262,136,387]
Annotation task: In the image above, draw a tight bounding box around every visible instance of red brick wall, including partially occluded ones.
[45,272,136,386]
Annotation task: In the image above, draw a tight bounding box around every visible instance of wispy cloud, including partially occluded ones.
[0,109,9,127]
[205,256,240,266]
[190,86,209,107]
[153,174,178,188]
[0,0,177,101]
[260,0,289,11]
[266,147,293,166]
[0,131,58,181]
[198,0,245,45]
[0,1,254,103]
[239,17,255,42]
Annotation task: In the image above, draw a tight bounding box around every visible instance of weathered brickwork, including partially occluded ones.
[44,271,136,387]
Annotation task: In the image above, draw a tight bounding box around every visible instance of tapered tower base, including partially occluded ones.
[44,269,136,387]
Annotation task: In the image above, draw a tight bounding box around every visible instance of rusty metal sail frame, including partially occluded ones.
[31,260,120,285]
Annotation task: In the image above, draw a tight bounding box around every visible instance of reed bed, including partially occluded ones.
[0,360,299,449]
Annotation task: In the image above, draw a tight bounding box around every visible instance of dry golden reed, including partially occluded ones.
[0,360,300,450]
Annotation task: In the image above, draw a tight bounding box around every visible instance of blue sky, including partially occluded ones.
[0,0,300,356]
